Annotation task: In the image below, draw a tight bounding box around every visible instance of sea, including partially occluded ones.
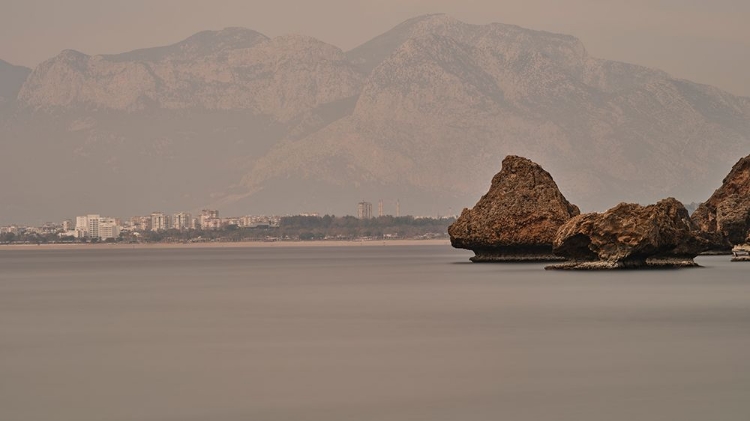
[1,244,749,421]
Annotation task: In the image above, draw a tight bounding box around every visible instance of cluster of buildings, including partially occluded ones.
[0,200,455,242]
[56,210,281,240]
[71,215,121,240]
[1,223,60,237]
[358,200,400,219]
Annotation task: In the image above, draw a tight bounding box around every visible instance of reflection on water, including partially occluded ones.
[1,246,749,421]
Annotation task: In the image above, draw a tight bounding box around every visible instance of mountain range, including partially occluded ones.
[1,14,748,224]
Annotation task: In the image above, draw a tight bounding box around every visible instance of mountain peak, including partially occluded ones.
[347,14,471,73]
[393,13,457,28]
[346,14,589,75]
[181,27,268,46]
[104,27,268,63]
[58,49,89,60]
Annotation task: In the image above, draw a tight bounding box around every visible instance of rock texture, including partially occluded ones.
[691,155,750,249]
[448,155,580,262]
[550,198,707,269]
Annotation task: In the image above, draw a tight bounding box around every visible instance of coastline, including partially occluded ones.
[0,239,451,251]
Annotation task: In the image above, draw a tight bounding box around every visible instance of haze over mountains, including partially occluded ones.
[1,14,749,224]
[0,59,30,105]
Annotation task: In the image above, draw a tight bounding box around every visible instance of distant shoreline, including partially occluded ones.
[0,239,451,251]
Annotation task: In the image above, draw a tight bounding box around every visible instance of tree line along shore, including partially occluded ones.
[0,215,455,245]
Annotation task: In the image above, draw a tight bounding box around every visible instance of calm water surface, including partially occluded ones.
[1,245,749,421]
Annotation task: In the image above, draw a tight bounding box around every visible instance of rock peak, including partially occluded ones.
[449,155,580,262]
[692,154,750,247]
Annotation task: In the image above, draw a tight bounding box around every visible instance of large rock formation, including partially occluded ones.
[549,198,707,269]
[448,155,580,262]
[691,154,750,249]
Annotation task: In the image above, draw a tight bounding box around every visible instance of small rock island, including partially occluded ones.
[450,153,750,269]
[547,198,708,270]
[448,155,580,262]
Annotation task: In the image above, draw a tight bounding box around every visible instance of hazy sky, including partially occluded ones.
[2,0,749,96]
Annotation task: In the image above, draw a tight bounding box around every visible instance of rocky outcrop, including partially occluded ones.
[549,198,707,270]
[691,155,750,249]
[448,155,580,262]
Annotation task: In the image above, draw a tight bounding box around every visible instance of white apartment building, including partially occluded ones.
[87,214,100,239]
[98,217,120,240]
[202,218,222,230]
[172,212,192,230]
[75,215,89,237]
[150,212,170,231]
[74,214,121,240]
[200,209,219,229]
[357,202,372,219]
[130,216,151,231]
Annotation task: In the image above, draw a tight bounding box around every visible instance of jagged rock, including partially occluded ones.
[448,155,580,262]
[692,155,750,249]
[549,198,707,270]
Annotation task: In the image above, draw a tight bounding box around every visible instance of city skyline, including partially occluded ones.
[0,198,458,238]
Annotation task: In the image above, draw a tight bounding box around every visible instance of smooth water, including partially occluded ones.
[1,245,749,421]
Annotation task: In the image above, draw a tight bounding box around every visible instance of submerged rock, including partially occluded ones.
[448,155,580,262]
[731,245,750,262]
[548,198,707,270]
[692,155,750,249]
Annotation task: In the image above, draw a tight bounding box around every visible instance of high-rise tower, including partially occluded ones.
[357,202,373,219]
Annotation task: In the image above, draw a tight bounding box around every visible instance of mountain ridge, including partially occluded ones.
[1,15,748,224]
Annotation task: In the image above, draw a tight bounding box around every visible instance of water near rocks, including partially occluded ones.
[1,245,749,421]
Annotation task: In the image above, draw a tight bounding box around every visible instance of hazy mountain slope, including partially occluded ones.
[0,59,30,104]
[2,15,749,224]
[105,27,269,62]
[243,15,750,214]
[2,29,368,223]
[18,29,364,122]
